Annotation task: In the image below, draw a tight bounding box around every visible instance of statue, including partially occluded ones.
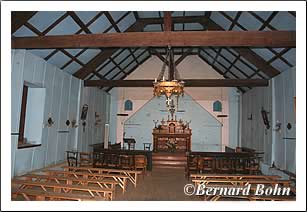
[153,120,159,128]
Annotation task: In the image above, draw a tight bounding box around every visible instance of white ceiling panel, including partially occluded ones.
[282,48,296,66]
[138,11,160,18]
[77,49,101,64]
[254,11,273,21]
[238,12,263,30]
[210,12,232,30]
[75,11,99,24]
[113,49,130,63]
[270,12,296,30]
[28,11,65,32]
[27,49,54,59]
[47,16,80,35]
[88,14,111,33]
[63,61,82,74]
[13,25,37,37]
[271,59,291,72]
[109,11,127,22]
[48,51,71,68]
[117,13,136,32]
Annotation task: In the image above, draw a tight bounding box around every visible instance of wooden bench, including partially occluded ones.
[209,195,296,201]
[192,179,291,187]
[190,174,281,181]
[62,166,142,188]
[19,174,118,191]
[12,179,114,200]
[12,188,105,201]
[44,170,129,193]
[190,183,294,201]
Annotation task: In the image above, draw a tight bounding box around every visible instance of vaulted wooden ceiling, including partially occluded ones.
[12,11,296,92]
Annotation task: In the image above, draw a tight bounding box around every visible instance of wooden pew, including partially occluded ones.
[190,174,281,181]
[62,166,142,188]
[190,174,294,201]
[192,179,291,187]
[12,188,105,201]
[209,195,296,201]
[11,179,114,200]
[19,174,118,190]
[44,170,129,193]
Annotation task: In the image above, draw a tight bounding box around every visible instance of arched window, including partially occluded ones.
[213,100,222,112]
[124,100,133,111]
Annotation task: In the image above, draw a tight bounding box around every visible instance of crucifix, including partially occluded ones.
[169,99,176,120]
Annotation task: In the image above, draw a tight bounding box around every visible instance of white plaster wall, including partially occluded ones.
[109,55,239,150]
[11,50,110,177]
[11,50,81,176]
[241,67,296,173]
[76,86,111,153]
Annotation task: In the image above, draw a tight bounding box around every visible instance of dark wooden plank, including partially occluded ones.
[18,85,28,145]
[206,19,281,78]
[12,31,296,49]
[234,48,280,77]
[84,79,269,87]
[11,11,37,33]
[164,11,172,31]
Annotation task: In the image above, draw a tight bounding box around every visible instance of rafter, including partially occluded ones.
[73,21,145,79]
[198,51,247,93]
[12,11,37,33]
[205,18,281,78]
[84,79,268,87]
[68,11,91,33]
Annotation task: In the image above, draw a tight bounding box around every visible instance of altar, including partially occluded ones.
[152,117,192,152]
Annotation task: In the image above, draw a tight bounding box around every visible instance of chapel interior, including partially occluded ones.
[10,10,296,201]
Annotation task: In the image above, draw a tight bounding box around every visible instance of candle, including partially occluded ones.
[163,76,165,81]
[155,78,157,83]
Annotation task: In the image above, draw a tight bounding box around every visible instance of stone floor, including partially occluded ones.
[115,168,199,201]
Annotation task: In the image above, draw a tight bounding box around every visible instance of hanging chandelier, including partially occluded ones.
[153,46,185,99]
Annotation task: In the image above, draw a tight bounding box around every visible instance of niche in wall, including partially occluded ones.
[18,82,46,148]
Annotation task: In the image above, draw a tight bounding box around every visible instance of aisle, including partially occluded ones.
[115,168,198,201]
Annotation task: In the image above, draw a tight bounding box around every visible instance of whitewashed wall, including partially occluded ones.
[76,86,110,153]
[11,50,110,177]
[109,55,240,151]
[11,50,81,176]
[241,67,296,173]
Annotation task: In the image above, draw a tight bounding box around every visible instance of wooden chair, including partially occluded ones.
[143,143,152,151]
[79,152,93,167]
[200,157,215,174]
[106,154,120,169]
[66,151,79,167]
[134,155,147,175]
[120,154,134,170]
[185,155,199,178]
[245,157,261,175]
[234,158,246,174]
[93,152,104,168]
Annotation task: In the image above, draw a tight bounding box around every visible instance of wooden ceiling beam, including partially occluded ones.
[12,30,295,49]
[11,11,37,34]
[84,79,269,87]
[73,21,144,79]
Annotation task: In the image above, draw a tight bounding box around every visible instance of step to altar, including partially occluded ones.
[152,152,187,169]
